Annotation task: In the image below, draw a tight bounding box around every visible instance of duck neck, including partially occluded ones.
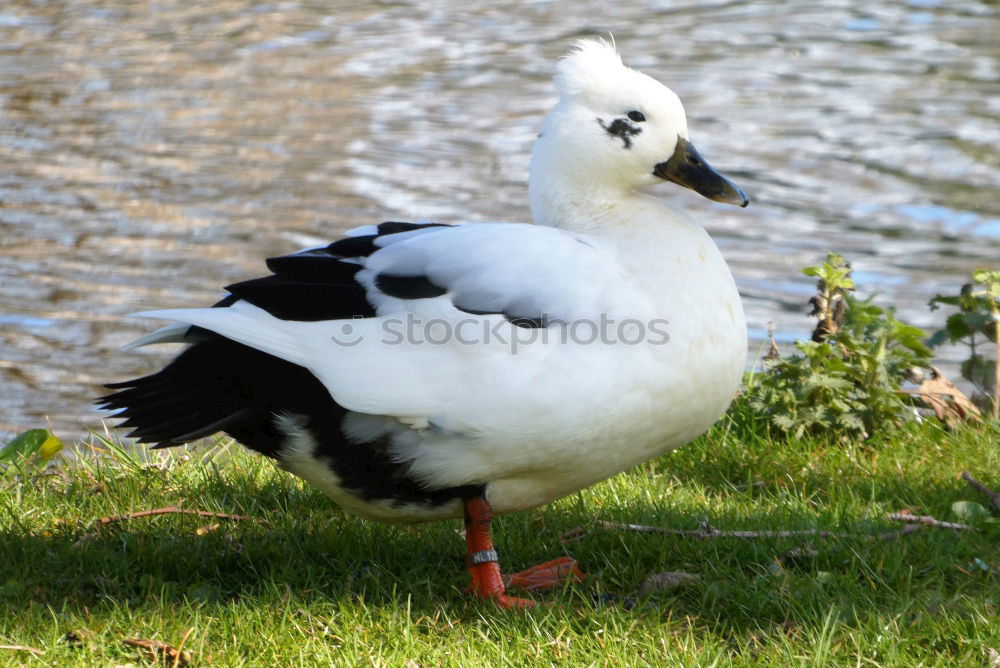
[528,132,634,235]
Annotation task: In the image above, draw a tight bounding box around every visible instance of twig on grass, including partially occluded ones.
[961,471,1000,511]
[0,644,43,656]
[561,513,972,545]
[886,513,976,530]
[595,520,846,540]
[97,505,268,526]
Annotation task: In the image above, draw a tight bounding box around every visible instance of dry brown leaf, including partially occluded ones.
[122,638,190,666]
[639,571,700,595]
[911,366,981,427]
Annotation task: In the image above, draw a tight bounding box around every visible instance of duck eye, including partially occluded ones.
[627,110,645,123]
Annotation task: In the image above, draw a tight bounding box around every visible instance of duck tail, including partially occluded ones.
[96,335,320,456]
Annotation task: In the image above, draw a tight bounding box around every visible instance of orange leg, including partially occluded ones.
[463,496,584,608]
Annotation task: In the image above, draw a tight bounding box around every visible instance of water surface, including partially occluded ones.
[1,0,998,439]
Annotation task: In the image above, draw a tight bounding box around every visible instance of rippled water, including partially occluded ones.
[2,0,998,440]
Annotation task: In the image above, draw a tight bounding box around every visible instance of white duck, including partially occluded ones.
[100,40,749,608]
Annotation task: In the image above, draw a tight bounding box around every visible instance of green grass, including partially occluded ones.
[2,414,998,666]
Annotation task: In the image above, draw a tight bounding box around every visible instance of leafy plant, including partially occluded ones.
[743,252,932,440]
[951,500,993,526]
[804,250,853,343]
[0,428,62,463]
[927,270,1000,417]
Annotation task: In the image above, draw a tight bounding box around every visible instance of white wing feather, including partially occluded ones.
[133,223,654,426]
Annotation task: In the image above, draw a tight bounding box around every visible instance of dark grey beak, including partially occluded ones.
[653,137,749,207]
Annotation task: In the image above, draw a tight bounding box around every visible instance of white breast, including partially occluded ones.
[404,200,747,515]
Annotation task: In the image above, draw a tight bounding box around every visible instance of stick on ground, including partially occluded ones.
[98,505,266,526]
[885,513,976,530]
[595,520,846,540]
[0,645,43,656]
[561,513,973,544]
[961,471,1000,511]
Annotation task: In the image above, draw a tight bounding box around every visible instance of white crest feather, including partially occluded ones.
[557,39,637,97]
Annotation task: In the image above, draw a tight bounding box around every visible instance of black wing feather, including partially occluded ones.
[224,275,375,321]
[374,274,448,300]
[100,220,455,447]
[97,219,487,507]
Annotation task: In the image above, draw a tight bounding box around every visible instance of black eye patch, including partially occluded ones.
[627,110,645,122]
[597,117,642,149]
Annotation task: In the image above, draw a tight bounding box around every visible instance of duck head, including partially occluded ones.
[530,40,748,222]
